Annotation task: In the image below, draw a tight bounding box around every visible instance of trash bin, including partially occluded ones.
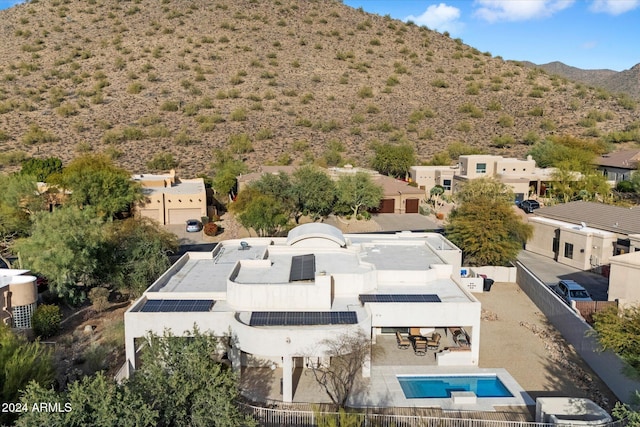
[482,277,495,292]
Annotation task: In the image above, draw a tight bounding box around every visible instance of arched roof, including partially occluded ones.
[286,223,346,247]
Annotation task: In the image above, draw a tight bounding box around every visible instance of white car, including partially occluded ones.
[185,219,203,232]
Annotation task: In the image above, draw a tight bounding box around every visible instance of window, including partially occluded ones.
[476,163,487,174]
[564,242,574,259]
[443,179,451,191]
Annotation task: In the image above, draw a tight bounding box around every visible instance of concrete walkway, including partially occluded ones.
[372,213,442,232]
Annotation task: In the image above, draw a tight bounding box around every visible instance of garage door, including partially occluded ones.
[405,198,419,213]
[378,199,395,213]
[168,208,202,225]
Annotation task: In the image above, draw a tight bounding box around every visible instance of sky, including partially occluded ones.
[342,0,640,71]
[0,0,637,71]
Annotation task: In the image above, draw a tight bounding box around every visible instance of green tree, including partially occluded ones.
[334,172,383,217]
[370,142,416,178]
[527,135,606,172]
[446,178,532,266]
[230,187,289,236]
[211,149,248,201]
[292,165,336,221]
[102,217,178,297]
[19,156,63,182]
[18,328,253,427]
[14,206,106,303]
[129,327,254,427]
[250,172,297,220]
[593,305,640,371]
[0,323,55,425]
[53,154,142,218]
[0,174,46,267]
[17,372,158,427]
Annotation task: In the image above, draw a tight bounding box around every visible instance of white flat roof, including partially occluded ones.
[530,216,616,237]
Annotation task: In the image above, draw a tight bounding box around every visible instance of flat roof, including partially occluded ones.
[142,179,205,196]
[529,216,616,236]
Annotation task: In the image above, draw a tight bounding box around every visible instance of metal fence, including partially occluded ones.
[242,403,627,427]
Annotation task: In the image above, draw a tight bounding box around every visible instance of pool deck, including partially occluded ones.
[348,366,534,411]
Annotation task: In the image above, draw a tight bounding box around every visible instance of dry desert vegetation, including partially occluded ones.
[0,0,638,177]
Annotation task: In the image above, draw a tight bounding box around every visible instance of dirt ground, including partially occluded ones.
[476,282,617,411]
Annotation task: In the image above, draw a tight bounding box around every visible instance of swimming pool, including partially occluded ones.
[397,374,514,399]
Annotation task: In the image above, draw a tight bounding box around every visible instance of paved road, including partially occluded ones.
[517,250,610,301]
[372,214,442,232]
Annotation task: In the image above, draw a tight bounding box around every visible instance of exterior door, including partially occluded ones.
[405,199,419,213]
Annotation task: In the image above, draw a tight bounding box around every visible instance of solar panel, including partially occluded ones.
[289,254,316,282]
[250,311,357,326]
[140,299,214,312]
[358,294,441,304]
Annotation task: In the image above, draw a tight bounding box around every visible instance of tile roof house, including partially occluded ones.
[123,224,484,403]
[595,150,640,184]
[525,201,640,270]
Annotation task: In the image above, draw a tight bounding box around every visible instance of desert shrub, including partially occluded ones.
[358,86,373,98]
[160,100,179,111]
[56,102,78,117]
[127,82,144,94]
[430,79,449,88]
[492,135,515,148]
[230,108,247,121]
[0,129,12,142]
[0,150,26,166]
[32,304,62,338]
[88,287,109,313]
[528,106,543,116]
[21,125,58,145]
[497,115,514,127]
[147,152,178,171]
[203,222,218,236]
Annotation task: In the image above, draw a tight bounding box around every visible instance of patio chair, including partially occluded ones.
[395,331,411,349]
[413,338,427,356]
[427,332,441,350]
[409,327,422,337]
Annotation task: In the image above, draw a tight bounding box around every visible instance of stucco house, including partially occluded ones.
[1,269,38,329]
[133,170,207,225]
[410,155,561,202]
[123,223,481,403]
[525,201,640,270]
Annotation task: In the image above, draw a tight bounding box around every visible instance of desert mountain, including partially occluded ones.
[522,61,640,101]
[0,0,638,177]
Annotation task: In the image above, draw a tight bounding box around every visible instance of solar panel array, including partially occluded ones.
[358,294,442,304]
[289,254,316,282]
[140,299,214,312]
[250,311,357,326]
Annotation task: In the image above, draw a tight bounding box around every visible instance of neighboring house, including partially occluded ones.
[410,155,561,202]
[608,250,640,307]
[238,165,424,214]
[124,223,481,403]
[525,201,640,270]
[595,150,640,184]
[0,269,38,329]
[133,170,207,225]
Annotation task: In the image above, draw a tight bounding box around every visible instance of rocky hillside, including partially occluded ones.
[0,0,638,177]
[524,61,640,101]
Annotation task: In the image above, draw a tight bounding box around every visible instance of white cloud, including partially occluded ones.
[473,0,575,22]
[405,3,464,35]
[589,0,640,15]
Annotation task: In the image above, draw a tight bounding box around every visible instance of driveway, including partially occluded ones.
[372,214,442,232]
[516,250,610,301]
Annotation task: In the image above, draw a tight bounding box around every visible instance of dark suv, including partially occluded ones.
[519,199,540,214]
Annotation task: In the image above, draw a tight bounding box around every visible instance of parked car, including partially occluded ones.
[519,199,540,214]
[555,279,593,304]
[185,219,203,232]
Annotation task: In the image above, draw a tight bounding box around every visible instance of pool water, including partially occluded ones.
[398,375,514,398]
